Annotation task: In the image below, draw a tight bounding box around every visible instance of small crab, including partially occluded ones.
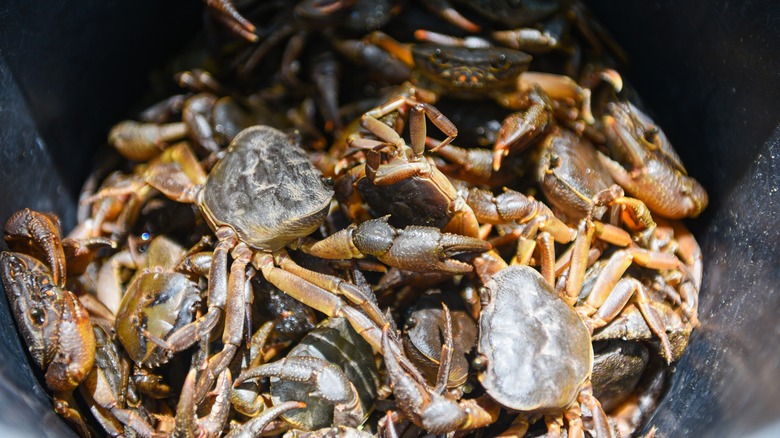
[381,309,500,434]
[537,127,619,222]
[597,98,709,219]
[402,292,477,392]
[116,125,487,400]
[233,317,379,431]
[343,95,483,238]
[0,250,96,436]
[113,236,207,367]
[363,31,595,170]
[474,265,612,437]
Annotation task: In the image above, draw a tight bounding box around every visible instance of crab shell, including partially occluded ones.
[412,45,532,95]
[200,125,334,251]
[537,128,615,221]
[478,265,592,413]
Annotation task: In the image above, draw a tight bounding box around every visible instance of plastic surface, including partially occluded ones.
[0,0,777,436]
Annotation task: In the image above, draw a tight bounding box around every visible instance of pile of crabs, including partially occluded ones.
[1,1,708,437]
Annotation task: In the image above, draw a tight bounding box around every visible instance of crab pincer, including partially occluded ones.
[235,356,365,428]
[302,216,491,274]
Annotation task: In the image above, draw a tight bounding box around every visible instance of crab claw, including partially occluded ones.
[303,217,490,274]
[492,88,552,171]
[234,356,364,427]
[4,208,67,287]
[382,325,467,434]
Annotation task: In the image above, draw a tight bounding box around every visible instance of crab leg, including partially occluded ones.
[578,382,613,438]
[108,120,188,161]
[193,239,253,400]
[365,31,415,67]
[431,141,516,187]
[573,248,681,360]
[274,251,385,327]
[175,367,224,438]
[462,187,575,243]
[563,403,584,438]
[254,252,384,353]
[419,0,481,32]
[360,95,457,157]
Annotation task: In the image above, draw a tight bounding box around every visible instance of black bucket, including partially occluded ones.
[0,1,777,436]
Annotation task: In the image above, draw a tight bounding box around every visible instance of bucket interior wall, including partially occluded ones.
[0,1,777,436]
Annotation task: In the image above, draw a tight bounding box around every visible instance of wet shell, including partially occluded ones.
[201,125,333,251]
[478,265,592,413]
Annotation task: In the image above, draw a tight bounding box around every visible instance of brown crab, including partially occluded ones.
[113,125,488,400]
[341,93,483,238]
[113,236,208,368]
[0,250,95,436]
[598,99,709,219]
[364,31,569,169]
[233,317,379,432]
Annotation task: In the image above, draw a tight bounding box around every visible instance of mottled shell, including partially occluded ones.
[478,265,592,413]
[201,126,333,251]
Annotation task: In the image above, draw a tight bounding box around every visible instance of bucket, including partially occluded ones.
[0,1,777,436]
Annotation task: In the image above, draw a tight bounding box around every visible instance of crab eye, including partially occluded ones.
[491,53,510,70]
[28,308,46,326]
[549,153,561,169]
[431,48,446,63]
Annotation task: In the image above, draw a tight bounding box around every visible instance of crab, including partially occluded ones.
[597,98,709,219]
[233,317,379,431]
[341,94,483,238]
[113,236,208,368]
[362,30,600,170]
[402,292,477,392]
[474,265,611,437]
[381,308,500,434]
[537,126,621,222]
[0,250,95,436]
[113,125,488,399]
